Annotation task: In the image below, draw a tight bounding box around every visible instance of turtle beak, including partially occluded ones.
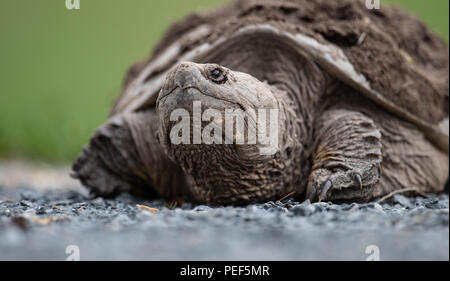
[157,62,210,106]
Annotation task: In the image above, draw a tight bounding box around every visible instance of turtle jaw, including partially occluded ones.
[156,84,282,205]
[156,86,262,204]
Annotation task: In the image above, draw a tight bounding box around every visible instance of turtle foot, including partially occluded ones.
[307,164,381,203]
[308,108,383,203]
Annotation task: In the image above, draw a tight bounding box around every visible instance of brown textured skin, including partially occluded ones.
[114,0,448,125]
[312,87,447,201]
[72,110,191,200]
[73,0,449,205]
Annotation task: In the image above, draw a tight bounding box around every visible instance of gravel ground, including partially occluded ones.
[0,184,448,261]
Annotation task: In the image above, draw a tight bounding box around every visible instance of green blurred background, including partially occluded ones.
[0,0,448,163]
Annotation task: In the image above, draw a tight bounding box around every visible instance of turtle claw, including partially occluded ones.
[355,173,363,190]
[307,165,380,202]
[318,180,333,202]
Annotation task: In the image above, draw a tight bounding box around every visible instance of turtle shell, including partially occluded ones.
[112,0,449,151]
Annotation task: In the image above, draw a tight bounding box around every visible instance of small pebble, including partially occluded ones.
[373,203,384,212]
[193,205,211,212]
[19,200,34,208]
[393,194,412,207]
[35,206,46,215]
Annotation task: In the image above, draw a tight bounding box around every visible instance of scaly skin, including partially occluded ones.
[73,61,448,205]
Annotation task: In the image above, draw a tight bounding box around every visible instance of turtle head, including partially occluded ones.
[156,62,289,204]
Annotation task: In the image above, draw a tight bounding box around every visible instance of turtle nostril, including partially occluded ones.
[172,62,197,89]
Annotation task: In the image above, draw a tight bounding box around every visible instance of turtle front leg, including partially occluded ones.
[307,109,383,202]
[72,109,189,200]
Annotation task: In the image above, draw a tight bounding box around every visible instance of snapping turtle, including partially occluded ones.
[72,0,449,205]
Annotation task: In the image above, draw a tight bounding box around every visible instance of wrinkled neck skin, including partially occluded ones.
[219,38,332,203]
[159,38,331,205]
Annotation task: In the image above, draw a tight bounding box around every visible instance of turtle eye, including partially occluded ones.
[208,68,227,84]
